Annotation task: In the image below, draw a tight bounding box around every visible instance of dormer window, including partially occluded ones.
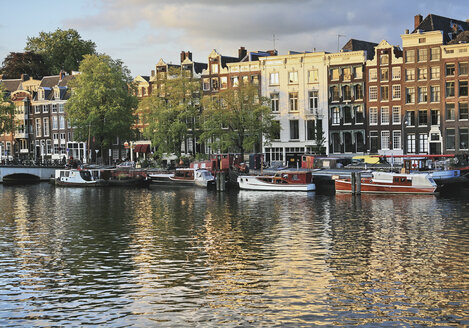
[39,89,45,100]
[54,88,60,99]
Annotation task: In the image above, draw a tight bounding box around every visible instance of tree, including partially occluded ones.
[25,28,96,74]
[0,52,49,79]
[200,83,280,158]
[0,85,16,135]
[141,67,202,158]
[66,54,138,164]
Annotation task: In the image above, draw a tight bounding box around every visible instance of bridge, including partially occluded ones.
[0,166,59,183]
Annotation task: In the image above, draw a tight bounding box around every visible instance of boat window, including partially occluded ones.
[400,178,406,183]
[292,174,299,181]
[65,171,69,177]
[80,171,93,181]
[394,177,399,183]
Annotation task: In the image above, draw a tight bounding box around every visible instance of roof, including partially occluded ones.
[342,39,378,60]
[414,14,469,44]
[448,30,469,44]
[40,75,60,88]
[193,62,208,74]
[58,75,75,87]
[0,79,22,93]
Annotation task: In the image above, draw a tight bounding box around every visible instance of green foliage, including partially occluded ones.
[0,85,16,135]
[0,52,49,79]
[25,28,96,74]
[141,68,202,157]
[65,54,138,150]
[200,83,280,157]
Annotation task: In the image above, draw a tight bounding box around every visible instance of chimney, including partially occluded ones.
[180,51,186,63]
[414,14,423,29]
[186,51,192,61]
[405,29,409,34]
[151,70,155,77]
[238,46,247,60]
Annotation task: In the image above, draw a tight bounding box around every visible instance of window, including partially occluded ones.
[231,76,238,87]
[431,109,440,125]
[211,78,219,90]
[460,128,469,150]
[392,85,401,100]
[370,131,379,153]
[270,93,279,112]
[460,102,468,120]
[392,67,401,80]
[419,134,428,153]
[289,92,298,112]
[331,86,340,102]
[353,66,363,79]
[369,86,378,101]
[418,68,427,80]
[418,48,428,62]
[405,68,415,81]
[459,81,468,97]
[369,68,377,81]
[251,75,259,85]
[446,103,455,120]
[220,77,228,89]
[52,116,58,130]
[308,70,318,83]
[269,72,279,85]
[418,86,428,103]
[309,91,318,111]
[419,38,426,44]
[43,105,49,113]
[393,131,401,150]
[354,106,364,124]
[343,67,352,81]
[59,116,65,129]
[406,87,415,104]
[418,110,428,126]
[35,118,41,137]
[330,68,339,80]
[354,84,363,100]
[406,111,416,126]
[34,105,40,114]
[381,107,389,125]
[343,85,351,101]
[381,131,390,150]
[332,107,340,125]
[343,106,352,124]
[211,63,218,74]
[430,47,440,61]
[405,49,415,63]
[289,71,298,84]
[459,62,468,75]
[380,54,389,65]
[392,106,401,124]
[446,129,455,150]
[52,104,57,113]
[446,63,455,76]
[430,85,440,102]
[446,82,455,97]
[407,134,416,153]
[203,78,210,91]
[43,117,49,137]
[369,107,378,125]
[380,68,389,81]
[289,120,299,140]
[430,66,440,80]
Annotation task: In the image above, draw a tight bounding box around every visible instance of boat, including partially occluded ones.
[237,170,316,191]
[54,168,107,187]
[334,171,438,194]
[149,168,215,187]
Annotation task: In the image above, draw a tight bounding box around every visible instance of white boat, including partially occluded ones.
[237,171,316,191]
[149,168,215,187]
[54,169,107,187]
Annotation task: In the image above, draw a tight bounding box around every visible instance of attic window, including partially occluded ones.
[446,49,455,54]
[418,38,426,43]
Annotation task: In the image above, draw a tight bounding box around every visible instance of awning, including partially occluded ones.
[134,144,150,153]
[134,144,142,152]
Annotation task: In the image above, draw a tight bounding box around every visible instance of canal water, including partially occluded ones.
[0,184,468,327]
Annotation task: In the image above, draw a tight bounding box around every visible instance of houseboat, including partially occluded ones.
[54,168,107,187]
[237,170,316,191]
[335,171,438,194]
[149,168,215,188]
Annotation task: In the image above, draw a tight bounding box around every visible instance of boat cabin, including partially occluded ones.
[174,169,195,180]
[272,171,313,184]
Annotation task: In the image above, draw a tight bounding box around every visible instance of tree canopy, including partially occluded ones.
[141,68,202,158]
[0,85,16,135]
[66,54,138,163]
[200,83,280,157]
[0,52,49,79]
[25,28,96,75]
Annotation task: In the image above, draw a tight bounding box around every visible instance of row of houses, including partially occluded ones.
[0,72,86,162]
[135,13,469,165]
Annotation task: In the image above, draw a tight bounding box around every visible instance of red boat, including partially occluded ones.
[335,171,438,194]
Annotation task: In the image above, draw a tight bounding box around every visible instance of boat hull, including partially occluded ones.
[335,179,437,194]
[237,176,315,191]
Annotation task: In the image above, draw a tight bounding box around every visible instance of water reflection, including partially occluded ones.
[0,185,467,326]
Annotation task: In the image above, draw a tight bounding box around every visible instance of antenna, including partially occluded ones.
[272,34,279,51]
[337,34,346,52]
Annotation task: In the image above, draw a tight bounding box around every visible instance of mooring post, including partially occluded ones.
[356,172,361,194]
[351,172,356,194]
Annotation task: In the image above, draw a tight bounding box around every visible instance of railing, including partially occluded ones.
[0,158,65,167]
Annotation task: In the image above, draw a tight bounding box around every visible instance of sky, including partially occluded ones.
[1,0,468,77]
